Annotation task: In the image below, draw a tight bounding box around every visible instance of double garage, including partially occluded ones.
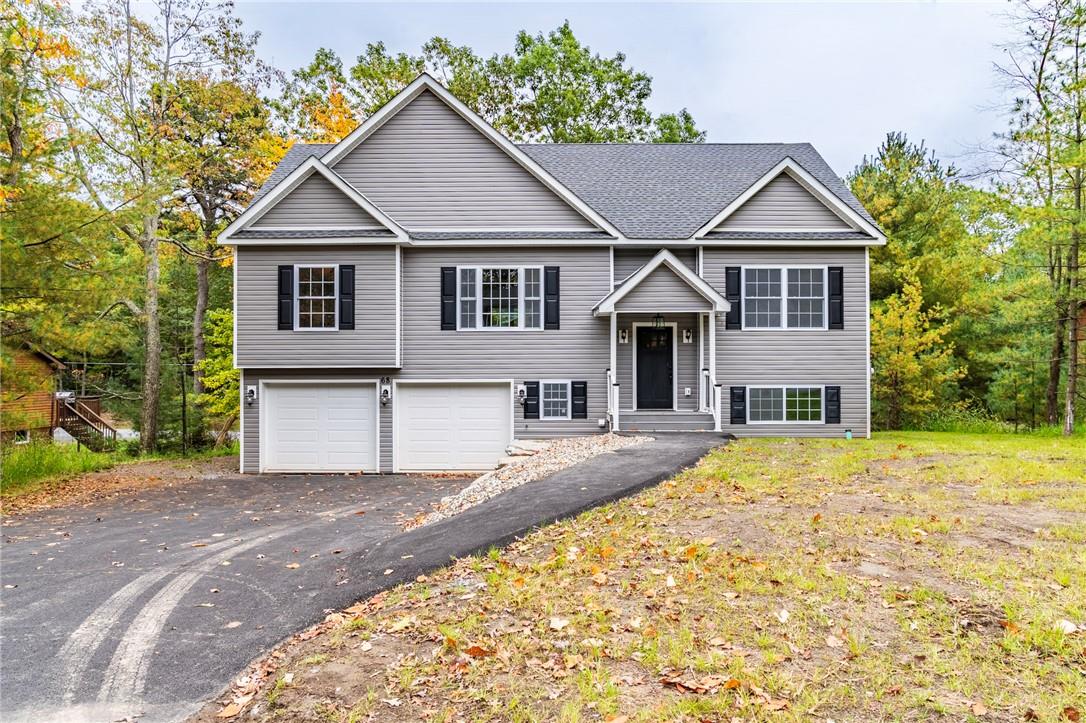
[258,380,513,473]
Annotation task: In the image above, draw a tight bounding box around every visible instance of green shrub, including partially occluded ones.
[1,441,118,497]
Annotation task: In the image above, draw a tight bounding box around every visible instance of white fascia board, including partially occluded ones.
[692,157,887,243]
[318,73,624,240]
[594,248,729,315]
[217,157,407,245]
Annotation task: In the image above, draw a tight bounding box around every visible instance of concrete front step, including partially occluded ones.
[621,411,716,432]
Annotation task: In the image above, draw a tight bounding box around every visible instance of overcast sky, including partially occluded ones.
[231,1,1014,176]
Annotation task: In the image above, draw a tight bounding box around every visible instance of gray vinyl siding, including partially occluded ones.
[398,246,611,438]
[332,90,598,231]
[615,266,711,312]
[613,247,697,285]
[616,313,701,411]
[239,369,395,473]
[702,247,869,437]
[250,174,384,229]
[715,174,852,230]
[234,245,397,368]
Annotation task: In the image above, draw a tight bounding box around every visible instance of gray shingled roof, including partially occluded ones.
[252,141,875,240]
[519,143,875,239]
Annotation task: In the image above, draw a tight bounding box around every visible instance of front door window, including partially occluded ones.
[636,327,673,409]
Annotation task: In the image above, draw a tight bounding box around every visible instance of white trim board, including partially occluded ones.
[218,157,408,245]
[318,73,622,239]
[692,157,887,243]
[631,322,679,411]
[595,249,728,316]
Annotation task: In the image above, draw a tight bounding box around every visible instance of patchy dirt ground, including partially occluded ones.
[0,454,238,515]
[191,433,1085,723]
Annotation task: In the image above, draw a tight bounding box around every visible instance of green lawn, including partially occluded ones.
[199,432,1085,723]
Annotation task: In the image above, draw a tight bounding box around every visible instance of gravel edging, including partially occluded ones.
[405,433,651,529]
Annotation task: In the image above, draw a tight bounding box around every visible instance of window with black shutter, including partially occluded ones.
[277,265,293,330]
[523,381,540,419]
[725,266,741,329]
[729,386,746,424]
[440,267,457,330]
[544,266,560,330]
[338,265,355,330]
[828,266,844,330]
[571,381,587,419]
[825,386,841,423]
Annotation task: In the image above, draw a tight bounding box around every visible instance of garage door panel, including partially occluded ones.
[263,383,376,472]
[395,383,511,472]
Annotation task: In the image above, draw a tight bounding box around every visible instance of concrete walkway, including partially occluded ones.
[0,432,724,723]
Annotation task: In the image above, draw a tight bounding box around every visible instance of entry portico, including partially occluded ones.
[594,249,729,432]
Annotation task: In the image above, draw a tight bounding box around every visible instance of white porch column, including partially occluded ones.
[709,311,720,431]
[610,312,619,431]
[698,313,705,411]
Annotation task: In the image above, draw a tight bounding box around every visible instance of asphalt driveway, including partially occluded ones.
[0,471,465,723]
[0,432,723,723]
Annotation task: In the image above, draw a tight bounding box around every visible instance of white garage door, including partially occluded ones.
[395,383,512,472]
[262,383,377,473]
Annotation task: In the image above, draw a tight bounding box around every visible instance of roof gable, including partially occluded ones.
[712,172,851,231]
[615,265,713,312]
[219,157,406,244]
[321,76,618,235]
[250,173,388,230]
[595,249,727,315]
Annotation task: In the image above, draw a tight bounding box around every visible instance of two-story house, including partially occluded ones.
[220,74,884,474]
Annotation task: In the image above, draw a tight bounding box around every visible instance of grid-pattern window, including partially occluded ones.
[296,266,337,329]
[459,268,477,329]
[457,266,543,330]
[748,386,823,423]
[743,268,782,328]
[524,267,542,329]
[786,387,822,422]
[787,269,825,328]
[482,268,519,328]
[748,387,784,422]
[742,267,827,329]
[542,381,570,419]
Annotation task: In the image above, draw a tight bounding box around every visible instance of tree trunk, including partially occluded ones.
[1065,252,1080,436]
[140,216,162,453]
[192,256,209,396]
[1047,316,1066,424]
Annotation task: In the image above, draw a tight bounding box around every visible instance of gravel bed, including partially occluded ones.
[405,433,651,529]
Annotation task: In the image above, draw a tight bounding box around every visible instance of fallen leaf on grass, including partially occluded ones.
[660,671,741,694]
[776,608,790,624]
[764,699,789,711]
[825,634,843,648]
[592,572,608,585]
[1055,619,1079,635]
[387,615,417,632]
[464,644,494,658]
[284,563,299,570]
[1063,707,1081,722]
[549,617,570,631]
[971,701,988,716]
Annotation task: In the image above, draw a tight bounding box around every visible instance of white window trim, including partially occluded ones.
[746,385,825,425]
[740,265,828,331]
[455,265,544,331]
[13,430,30,444]
[539,379,572,420]
[294,264,339,332]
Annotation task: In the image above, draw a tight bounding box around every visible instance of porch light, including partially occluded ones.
[652,314,665,329]
[380,377,392,406]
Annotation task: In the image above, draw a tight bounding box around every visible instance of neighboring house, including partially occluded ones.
[220,73,885,474]
[1,345,65,443]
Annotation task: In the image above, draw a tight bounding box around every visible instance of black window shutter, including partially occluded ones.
[729,386,746,425]
[725,267,742,330]
[440,267,456,330]
[277,265,293,330]
[825,386,841,424]
[338,265,355,330]
[828,266,844,330]
[544,266,560,330]
[571,381,588,419]
[524,381,540,419]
